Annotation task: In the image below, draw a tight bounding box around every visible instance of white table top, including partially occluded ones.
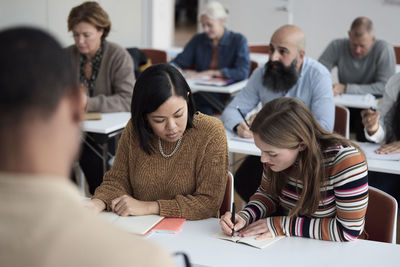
[187,79,248,94]
[149,218,400,267]
[226,130,400,175]
[82,112,131,134]
[334,93,379,109]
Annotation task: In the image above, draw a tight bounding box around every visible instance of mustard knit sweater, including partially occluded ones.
[93,113,229,220]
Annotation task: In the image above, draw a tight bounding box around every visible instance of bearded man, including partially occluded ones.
[222,24,334,202]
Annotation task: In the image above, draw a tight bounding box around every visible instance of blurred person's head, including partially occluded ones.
[68,1,111,57]
[0,27,84,176]
[263,25,305,92]
[348,17,375,59]
[131,64,196,155]
[199,1,228,42]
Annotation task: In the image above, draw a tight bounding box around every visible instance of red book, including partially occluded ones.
[151,218,186,234]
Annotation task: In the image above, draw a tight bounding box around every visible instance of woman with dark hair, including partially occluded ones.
[67,1,135,194]
[361,72,400,201]
[220,97,369,241]
[86,64,229,220]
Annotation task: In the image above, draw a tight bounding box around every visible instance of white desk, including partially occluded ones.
[187,79,248,94]
[82,112,131,134]
[187,79,248,112]
[149,218,400,267]
[226,130,400,175]
[82,112,131,174]
[334,94,379,109]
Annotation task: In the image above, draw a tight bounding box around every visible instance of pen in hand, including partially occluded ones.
[236,106,250,128]
[231,202,235,237]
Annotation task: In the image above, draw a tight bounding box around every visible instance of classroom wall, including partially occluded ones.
[0,0,174,49]
[1,0,399,57]
[210,0,400,59]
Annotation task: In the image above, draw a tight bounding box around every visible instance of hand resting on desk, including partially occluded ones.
[375,141,400,154]
[84,198,106,212]
[110,195,160,217]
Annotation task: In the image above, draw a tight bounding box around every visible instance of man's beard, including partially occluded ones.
[262,58,300,93]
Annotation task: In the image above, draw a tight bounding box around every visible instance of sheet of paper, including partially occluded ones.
[357,142,400,161]
[230,135,255,143]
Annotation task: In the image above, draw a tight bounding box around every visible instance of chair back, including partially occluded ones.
[334,105,350,139]
[249,44,270,54]
[249,60,258,77]
[141,48,168,64]
[365,186,398,243]
[219,172,234,216]
[393,45,400,64]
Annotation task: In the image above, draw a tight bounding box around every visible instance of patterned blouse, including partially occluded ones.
[80,41,104,96]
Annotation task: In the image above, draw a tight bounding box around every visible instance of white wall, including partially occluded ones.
[204,0,400,59]
[0,0,173,48]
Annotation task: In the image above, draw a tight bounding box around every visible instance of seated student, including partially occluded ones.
[222,24,334,202]
[319,17,396,141]
[0,27,172,267]
[220,98,368,242]
[67,1,136,194]
[361,72,400,202]
[171,1,250,115]
[85,64,229,220]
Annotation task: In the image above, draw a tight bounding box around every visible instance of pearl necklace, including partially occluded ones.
[158,135,183,158]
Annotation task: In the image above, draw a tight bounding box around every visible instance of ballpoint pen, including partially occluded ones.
[231,202,235,237]
[236,106,250,128]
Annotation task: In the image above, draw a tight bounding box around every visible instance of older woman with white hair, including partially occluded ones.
[171,1,250,115]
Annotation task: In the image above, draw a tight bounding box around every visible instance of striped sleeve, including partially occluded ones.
[266,146,368,241]
[238,168,278,226]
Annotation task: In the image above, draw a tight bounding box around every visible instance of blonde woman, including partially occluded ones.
[171,1,250,114]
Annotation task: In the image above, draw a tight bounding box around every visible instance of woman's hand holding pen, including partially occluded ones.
[361,108,380,136]
[219,212,246,237]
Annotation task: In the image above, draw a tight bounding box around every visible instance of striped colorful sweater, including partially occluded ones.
[238,145,368,242]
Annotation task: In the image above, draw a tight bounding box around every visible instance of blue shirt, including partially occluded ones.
[222,57,335,132]
[171,29,250,81]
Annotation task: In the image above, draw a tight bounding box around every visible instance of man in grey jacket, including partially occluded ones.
[319,16,395,96]
[319,16,396,141]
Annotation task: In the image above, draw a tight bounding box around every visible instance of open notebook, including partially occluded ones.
[214,232,284,249]
[99,212,164,235]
